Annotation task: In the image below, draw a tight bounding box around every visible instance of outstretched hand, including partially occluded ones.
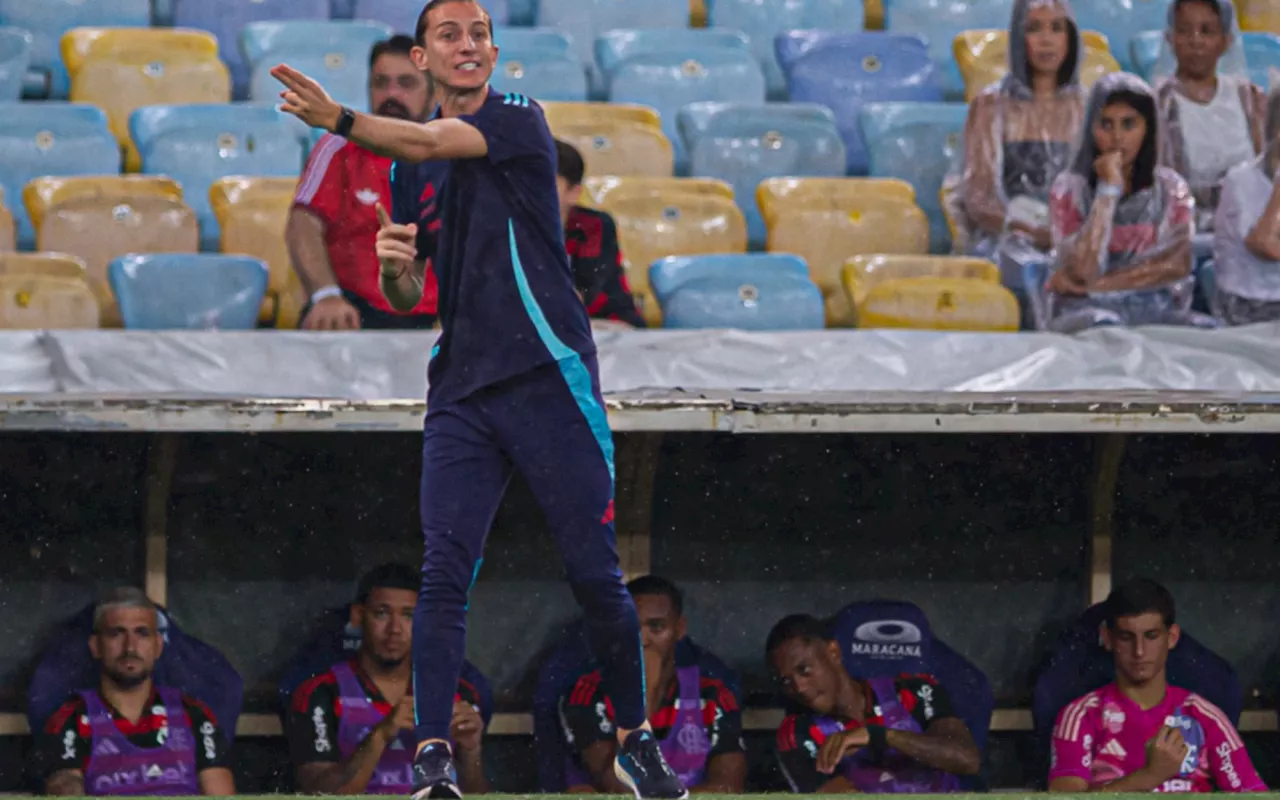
[271,64,342,131]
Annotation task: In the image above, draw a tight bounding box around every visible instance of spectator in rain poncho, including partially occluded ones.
[950,0,1086,326]
[1153,0,1264,233]
[1042,73,1217,333]
[1213,80,1280,324]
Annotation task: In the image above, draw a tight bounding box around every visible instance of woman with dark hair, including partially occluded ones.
[1041,73,1215,332]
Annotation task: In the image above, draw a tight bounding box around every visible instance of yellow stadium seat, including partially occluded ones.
[0,273,100,329]
[0,252,90,281]
[609,191,749,326]
[61,27,231,172]
[756,177,916,230]
[24,176,184,234]
[691,0,708,26]
[555,120,676,178]
[1240,0,1280,31]
[210,176,299,325]
[954,29,1118,101]
[275,268,308,330]
[0,189,13,252]
[857,276,1020,331]
[842,254,1003,326]
[769,196,931,326]
[542,102,662,131]
[865,0,884,29]
[583,176,734,208]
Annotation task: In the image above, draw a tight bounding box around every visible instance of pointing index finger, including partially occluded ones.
[375,203,392,228]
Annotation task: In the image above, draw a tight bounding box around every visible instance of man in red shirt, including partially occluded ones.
[288,35,439,330]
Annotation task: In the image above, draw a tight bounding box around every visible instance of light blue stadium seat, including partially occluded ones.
[709,0,865,99]
[860,100,967,253]
[1129,30,1161,81]
[508,0,537,25]
[650,253,825,330]
[492,29,587,101]
[242,21,396,113]
[1072,0,1171,73]
[352,0,510,29]
[880,0,1008,99]
[677,100,835,160]
[688,105,846,247]
[130,104,305,252]
[538,0,690,98]
[173,0,330,101]
[0,102,120,249]
[108,253,269,330]
[610,49,767,175]
[596,29,751,90]
[0,0,150,99]
[1243,32,1280,90]
[0,27,32,101]
[777,31,941,175]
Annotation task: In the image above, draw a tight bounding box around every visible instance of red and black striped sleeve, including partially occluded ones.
[559,669,615,751]
[33,694,91,778]
[286,671,342,766]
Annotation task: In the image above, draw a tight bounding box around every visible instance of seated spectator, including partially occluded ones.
[1048,579,1265,793]
[289,35,439,330]
[287,564,489,794]
[768,614,979,793]
[1154,0,1263,233]
[1043,73,1215,332]
[1213,85,1280,324]
[952,0,1085,322]
[33,588,235,796]
[559,576,745,793]
[554,139,646,329]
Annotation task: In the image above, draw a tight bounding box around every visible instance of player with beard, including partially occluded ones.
[288,564,489,795]
[289,35,440,330]
[35,588,235,796]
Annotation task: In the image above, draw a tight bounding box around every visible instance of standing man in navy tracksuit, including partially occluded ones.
[270,3,685,800]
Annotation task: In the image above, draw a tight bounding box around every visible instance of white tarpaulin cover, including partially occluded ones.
[1,326,1279,399]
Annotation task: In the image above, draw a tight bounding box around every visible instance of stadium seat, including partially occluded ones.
[756,175,916,227]
[209,176,299,325]
[1128,30,1162,81]
[829,600,994,756]
[859,100,968,253]
[0,188,12,251]
[842,253,999,315]
[879,0,1009,98]
[595,28,752,88]
[492,29,588,102]
[688,105,847,247]
[855,275,1019,330]
[650,252,825,330]
[242,20,396,113]
[0,272,99,328]
[609,49,767,174]
[767,193,931,326]
[677,100,836,157]
[544,104,674,177]
[1242,0,1280,33]
[1243,32,1280,89]
[603,188,749,326]
[23,175,183,234]
[1071,0,1171,73]
[955,29,1119,101]
[709,0,865,98]
[537,0,691,97]
[581,175,735,207]
[0,0,149,99]
[108,253,269,330]
[543,101,663,130]
[130,104,305,252]
[508,0,537,25]
[353,0,510,28]
[0,27,31,101]
[0,102,122,250]
[172,0,329,101]
[62,27,232,172]
[0,251,88,281]
[777,31,943,174]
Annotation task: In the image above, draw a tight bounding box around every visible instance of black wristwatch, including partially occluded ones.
[333,106,356,138]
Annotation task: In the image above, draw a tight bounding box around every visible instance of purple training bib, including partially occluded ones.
[80,687,201,796]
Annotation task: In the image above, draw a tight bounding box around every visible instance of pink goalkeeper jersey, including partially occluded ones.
[1050,683,1266,793]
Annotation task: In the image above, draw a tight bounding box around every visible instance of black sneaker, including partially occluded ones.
[614,729,688,800]
[410,741,462,800]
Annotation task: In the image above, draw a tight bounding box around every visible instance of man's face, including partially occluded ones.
[370,53,431,122]
[355,587,416,668]
[635,592,686,669]
[770,637,845,716]
[413,1,496,93]
[1103,612,1180,687]
[555,175,582,225]
[89,607,162,689]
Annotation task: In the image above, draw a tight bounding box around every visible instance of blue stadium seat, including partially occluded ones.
[0,26,31,101]
[108,253,269,330]
[0,0,150,99]
[172,0,330,101]
[492,29,587,101]
[710,0,865,99]
[595,28,751,90]
[880,0,1008,99]
[1243,32,1280,90]
[677,100,836,157]
[649,253,826,330]
[130,104,305,251]
[1129,30,1162,81]
[859,101,967,252]
[1072,0,1171,73]
[829,600,995,758]
[778,31,942,175]
[241,20,396,113]
[610,49,767,175]
[688,105,846,246]
[538,0,690,98]
[352,0,510,29]
[0,102,120,249]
